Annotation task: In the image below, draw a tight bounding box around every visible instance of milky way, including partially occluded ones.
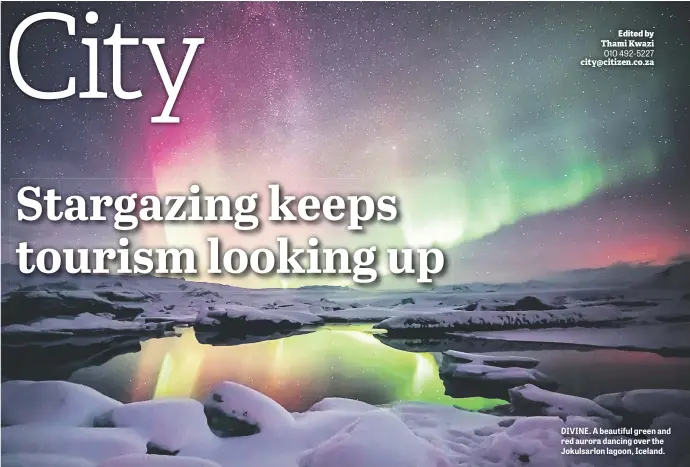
[2,2,689,287]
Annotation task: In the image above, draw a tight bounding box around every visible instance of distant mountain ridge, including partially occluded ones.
[641,261,690,290]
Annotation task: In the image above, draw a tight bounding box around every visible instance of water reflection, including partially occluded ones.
[8,324,690,413]
[70,325,504,412]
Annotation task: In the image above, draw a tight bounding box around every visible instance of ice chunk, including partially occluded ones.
[1,380,121,427]
[442,350,539,368]
[441,363,555,387]
[95,399,211,454]
[440,364,557,399]
[594,389,690,426]
[195,304,322,334]
[202,381,294,437]
[509,384,621,425]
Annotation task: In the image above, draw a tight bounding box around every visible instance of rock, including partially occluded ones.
[94,399,211,454]
[1,380,121,427]
[508,384,621,426]
[202,381,294,437]
[594,389,690,428]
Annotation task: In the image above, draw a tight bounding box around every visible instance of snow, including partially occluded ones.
[2,380,687,467]
[1,380,122,427]
[508,384,622,425]
[100,454,223,467]
[1,425,147,463]
[297,409,453,467]
[647,414,690,467]
[593,389,690,419]
[464,415,630,467]
[95,399,212,453]
[307,398,379,414]
[374,306,626,335]
[390,401,499,432]
[443,350,540,368]
[2,453,97,467]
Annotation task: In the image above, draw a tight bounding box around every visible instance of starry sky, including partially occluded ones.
[2,2,689,288]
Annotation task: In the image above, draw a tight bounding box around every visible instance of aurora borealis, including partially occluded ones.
[2,2,689,288]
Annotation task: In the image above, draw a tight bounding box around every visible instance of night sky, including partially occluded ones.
[2,2,689,288]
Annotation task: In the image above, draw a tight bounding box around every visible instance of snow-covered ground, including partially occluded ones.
[2,380,689,467]
[457,323,690,355]
[373,305,631,335]
[2,261,688,342]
